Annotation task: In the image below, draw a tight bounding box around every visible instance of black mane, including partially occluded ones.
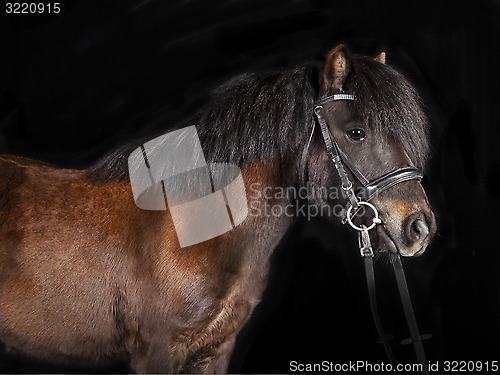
[88,56,429,181]
[197,67,317,166]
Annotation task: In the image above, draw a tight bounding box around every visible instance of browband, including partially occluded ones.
[315,93,356,106]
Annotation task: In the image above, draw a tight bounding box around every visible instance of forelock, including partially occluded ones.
[344,56,430,169]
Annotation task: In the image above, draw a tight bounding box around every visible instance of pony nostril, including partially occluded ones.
[413,219,429,241]
[405,215,430,244]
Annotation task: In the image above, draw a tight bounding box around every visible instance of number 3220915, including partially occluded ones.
[6,3,61,14]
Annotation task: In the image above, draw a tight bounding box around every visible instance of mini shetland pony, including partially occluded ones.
[0,45,436,373]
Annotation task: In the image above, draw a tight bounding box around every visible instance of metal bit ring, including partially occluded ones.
[346,201,382,231]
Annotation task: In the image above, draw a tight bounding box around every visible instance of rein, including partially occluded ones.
[300,94,430,374]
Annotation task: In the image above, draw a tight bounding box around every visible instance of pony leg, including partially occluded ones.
[128,333,183,374]
[181,336,236,374]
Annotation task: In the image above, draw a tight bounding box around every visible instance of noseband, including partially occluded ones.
[299,94,430,374]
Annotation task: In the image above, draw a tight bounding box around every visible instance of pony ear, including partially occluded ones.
[323,44,351,94]
[374,52,386,64]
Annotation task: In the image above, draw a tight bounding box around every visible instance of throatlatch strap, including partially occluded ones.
[299,119,316,187]
[392,255,430,375]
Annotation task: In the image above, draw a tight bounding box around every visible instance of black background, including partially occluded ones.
[1,0,499,373]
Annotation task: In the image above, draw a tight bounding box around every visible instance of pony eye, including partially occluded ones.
[347,129,366,141]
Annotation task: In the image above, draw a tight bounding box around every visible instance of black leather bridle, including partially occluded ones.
[299,93,424,223]
[299,93,430,374]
